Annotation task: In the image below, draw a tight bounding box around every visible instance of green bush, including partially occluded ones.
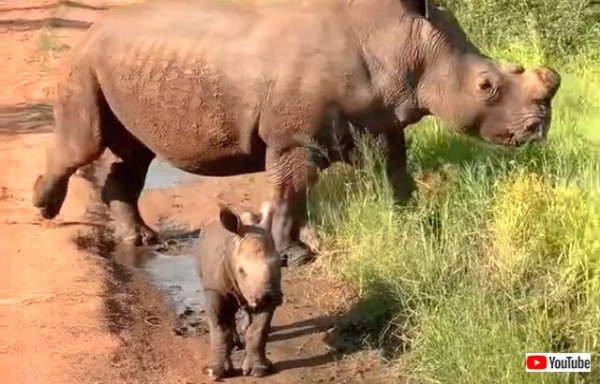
[308,1,600,383]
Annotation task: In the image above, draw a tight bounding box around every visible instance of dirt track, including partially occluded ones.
[0,1,393,383]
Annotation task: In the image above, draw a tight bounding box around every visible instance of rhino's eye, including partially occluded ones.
[238,267,246,276]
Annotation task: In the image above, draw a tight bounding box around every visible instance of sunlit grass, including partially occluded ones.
[308,1,600,382]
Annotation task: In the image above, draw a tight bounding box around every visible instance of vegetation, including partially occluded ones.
[308,1,600,383]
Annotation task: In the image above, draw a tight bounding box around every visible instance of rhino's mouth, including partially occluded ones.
[246,291,283,311]
[507,120,548,147]
[479,118,548,148]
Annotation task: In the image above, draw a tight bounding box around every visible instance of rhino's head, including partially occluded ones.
[347,0,561,147]
[418,4,561,146]
[219,203,283,310]
[433,58,561,147]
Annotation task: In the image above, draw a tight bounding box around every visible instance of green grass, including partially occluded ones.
[307,1,600,383]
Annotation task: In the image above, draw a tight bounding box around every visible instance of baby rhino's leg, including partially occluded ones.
[233,308,251,350]
[242,307,275,377]
[204,291,235,380]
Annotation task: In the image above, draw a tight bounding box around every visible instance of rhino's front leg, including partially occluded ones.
[266,147,319,268]
[204,292,235,380]
[242,307,275,377]
[378,129,414,203]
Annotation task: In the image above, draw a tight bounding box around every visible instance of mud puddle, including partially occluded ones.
[141,160,210,334]
[111,228,211,338]
[144,158,205,190]
[76,158,213,336]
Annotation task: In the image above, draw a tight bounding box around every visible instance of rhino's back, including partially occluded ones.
[66,0,368,174]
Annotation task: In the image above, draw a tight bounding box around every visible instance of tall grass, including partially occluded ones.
[308,1,600,383]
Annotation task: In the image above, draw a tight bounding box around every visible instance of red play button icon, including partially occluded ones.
[526,355,548,370]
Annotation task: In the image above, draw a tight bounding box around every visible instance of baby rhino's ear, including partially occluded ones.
[219,205,242,235]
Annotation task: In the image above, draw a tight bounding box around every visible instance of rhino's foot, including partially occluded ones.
[242,356,273,378]
[206,359,234,381]
[33,174,68,219]
[116,224,159,246]
[280,242,316,268]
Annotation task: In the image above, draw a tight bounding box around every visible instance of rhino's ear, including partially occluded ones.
[400,0,430,18]
[219,205,242,235]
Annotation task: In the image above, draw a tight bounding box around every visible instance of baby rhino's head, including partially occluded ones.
[219,203,283,310]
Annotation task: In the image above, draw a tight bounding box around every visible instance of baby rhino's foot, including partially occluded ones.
[116,223,159,246]
[242,356,273,377]
[206,359,234,381]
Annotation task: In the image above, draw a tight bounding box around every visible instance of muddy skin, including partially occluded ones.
[32,0,561,268]
[197,204,283,380]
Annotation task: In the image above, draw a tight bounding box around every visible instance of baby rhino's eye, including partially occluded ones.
[238,267,246,276]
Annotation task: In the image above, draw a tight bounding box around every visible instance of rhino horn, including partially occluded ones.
[240,211,258,225]
[533,67,561,99]
[259,202,275,232]
[498,61,524,74]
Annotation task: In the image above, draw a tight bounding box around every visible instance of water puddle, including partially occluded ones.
[143,160,208,334]
[140,251,203,312]
[144,159,204,190]
[78,159,212,335]
[110,228,208,336]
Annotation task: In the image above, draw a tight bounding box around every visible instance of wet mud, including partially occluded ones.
[75,158,253,344]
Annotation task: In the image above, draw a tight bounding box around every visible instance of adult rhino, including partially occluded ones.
[33,0,561,267]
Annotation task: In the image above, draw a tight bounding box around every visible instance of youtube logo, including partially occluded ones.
[525,353,592,373]
[526,355,548,370]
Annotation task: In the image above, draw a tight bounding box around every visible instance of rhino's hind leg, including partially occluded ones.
[33,67,107,219]
[102,125,157,246]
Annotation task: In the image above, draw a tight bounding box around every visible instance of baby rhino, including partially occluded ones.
[196,203,283,380]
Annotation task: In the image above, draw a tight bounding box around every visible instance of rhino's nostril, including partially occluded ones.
[526,121,542,134]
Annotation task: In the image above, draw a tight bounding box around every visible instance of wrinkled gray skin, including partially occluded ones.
[196,203,283,380]
[32,0,561,267]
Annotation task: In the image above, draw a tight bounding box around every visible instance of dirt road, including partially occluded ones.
[0,1,392,383]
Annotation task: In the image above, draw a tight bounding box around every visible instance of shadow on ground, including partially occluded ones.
[0,1,108,13]
[266,291,398,373]
[0,17,91,32]
[0,103,53,135]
